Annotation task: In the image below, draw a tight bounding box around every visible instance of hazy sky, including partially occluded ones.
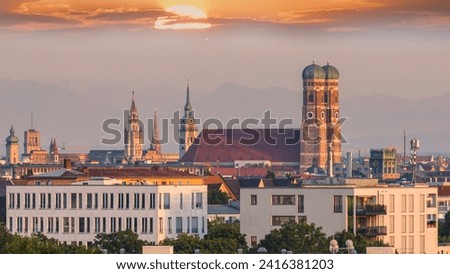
[1,1,450,154]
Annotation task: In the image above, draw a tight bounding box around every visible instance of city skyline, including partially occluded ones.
[1,1,450,154]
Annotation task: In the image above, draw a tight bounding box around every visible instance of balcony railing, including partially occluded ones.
[357,226,387,237]
[438,206,449,212]
[355,204,387,216]
[427,220,437,228]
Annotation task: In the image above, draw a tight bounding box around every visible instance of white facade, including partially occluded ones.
[6,184,207,246]
[241,179,438,254]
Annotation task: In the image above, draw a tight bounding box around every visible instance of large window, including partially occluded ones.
[333,195,343,213]
[272,216,296,226]
[298,195,305,213]
[164,193,170,209]
[272,195,295,205]
[102,193,108,209]
[176,217,183,234]
[251,195,257,205]
[149,193,156,209]
[71,193,77,209]
[196,193,203,209]
[87,193,93,209]
[192,217,199,233]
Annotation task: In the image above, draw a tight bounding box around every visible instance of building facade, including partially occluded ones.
[5,125,20,165]
[300,63,341,173]
[6,181,207,246]
[240,178,438,254]
[370,148,400,180]
[23,128,41,156]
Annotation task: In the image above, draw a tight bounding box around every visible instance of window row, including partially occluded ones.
[7,215,206,235]
[251,194,342,213]
[8,192,203,211]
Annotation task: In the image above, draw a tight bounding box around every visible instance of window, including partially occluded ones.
[125,193,130,209]
[71,217,75,233]
[87,193,93,209]
[187,217,190,233]
[133,193,140,209]
[191,193,195,209]
[24,217,28,233]
[298,216,307,223]
[111,217,117,233]
[102,217,106,233]
[86,218,90,233]
[63,193,67,209]
[401,195,407,213]
[17,217,23,233]
[25,193,31,209]
[102,193,108,209]
[389,195,395,213]
[40,193,46,209]
[196,193,203,209]
[419,195,425,212]
[159,217,163,234]
[202,217,205,234]
[71,193,77,209]
[164,193,170,209]
[142,218,148,233]
[149,218,154,234]
[324,92,328,103]
[47,193,51,209]
[32,193,36,209]
[94,217,101,233]
[176,217,183,234]
[159,193,162,209]
[56,193,61,209]
[409,215,414,233]
[94,193,98,209]
[110,193,114,209]
[308,92,314,103]
[8,193,15,209]
[272,195,295,205]
[79,217,85,233]
[126,218,132,230]
[250,236,257,247]
[192,217,199,233]
[141,193,145,209]
[63,217,69,233]
[180,193,183,209]
[48,217,54,233]
[420,215,425,232]
[333,195,343,213]
[298,195,305,213]
[32,217,38,232]
[408,195,414,212]
[149,193,156,209]
[168,217,172,234]
[389,215,395,233]
[118,193,124,209]
[55,217,59,233]
[78,193,83,209]
[251,195,257,205]
[401,215,406,233]
[133,218,138,233]
[118,218,122,231]
[272,216,296,226]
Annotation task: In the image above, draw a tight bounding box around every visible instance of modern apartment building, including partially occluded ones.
[240,178,438,254]
[6,178,207,246]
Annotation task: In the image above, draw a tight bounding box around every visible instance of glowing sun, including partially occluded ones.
[155,5,211,30]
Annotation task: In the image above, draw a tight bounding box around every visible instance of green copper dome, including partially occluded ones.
[323,64,339,79]
[302,63,325,80]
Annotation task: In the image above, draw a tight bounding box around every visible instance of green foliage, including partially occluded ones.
[93,229,148,254]
[257,222,328,254]
[207,190,230,205]
[0,222,13,253]
[0,196,6,223]
[265,170,276,179]
[329,230,387,254]
[160,220,248,254]
[438,211,450,243]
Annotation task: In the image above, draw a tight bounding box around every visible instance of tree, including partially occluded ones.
[160,233,203,254]
[93,230,148,254]
[0,223,13,253]
[329,230,387,254]
[208,190,230,205]
[439,210,450,243]
[204,220,248,253]
[265,170,275,179]
[257,222,328,254]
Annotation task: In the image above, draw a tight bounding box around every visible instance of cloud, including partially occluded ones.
[0,11,80,28]
[87,9,167,22]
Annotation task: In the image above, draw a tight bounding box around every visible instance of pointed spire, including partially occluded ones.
[185,80,192,111]
[10,124,15,136]
[31,112,34,130]
[152,109,161,153]
[131,91,136,110]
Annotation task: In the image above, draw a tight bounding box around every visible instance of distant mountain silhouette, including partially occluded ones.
[0,79,449,155]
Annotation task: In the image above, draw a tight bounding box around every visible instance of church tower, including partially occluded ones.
[179,82,198,158]
[124,92,144,163]
[49,137,60,164]
[6,125,20,165]
[23,113,41,156]
[150,110,162,154]
[300,62,341,174]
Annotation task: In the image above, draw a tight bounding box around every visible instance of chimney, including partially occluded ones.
[64,159,72,170]
[346,152,353,178]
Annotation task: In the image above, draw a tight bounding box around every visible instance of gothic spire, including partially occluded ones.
[131,91,136,110]
[10,124,15,136]
[185,80,192,111]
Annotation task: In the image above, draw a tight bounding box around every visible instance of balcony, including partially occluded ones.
[357,226,387,237]
[356,204,387,216]
[427,220,437,228]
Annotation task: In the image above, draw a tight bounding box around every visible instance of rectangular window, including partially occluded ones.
[63,217,69,233]
[71,217,75,233]
[409,215,414,233]
[251,195,257,205]
[87,193,93,209]
[420,235,425,253]
[401,215,406,233]
[86,217,90,233]
[333,195,343,213]
[56,193,61,209]
[25,193,31,209]
[126,217,132,230]
[71,193,77,209]
[79,217,85,233]
[133,218,138,233]
[118,217,122,231]
[187,217,190,233]
[17,217,23,233]
[419,195,425,212]
[133,193,139,209]
[168,217,172,234]
[141,193,145,209]
[180,193,183,209]
[192,217,199,233]
[32,193,36,209]
[63,193,67,209]
[32,217,38,232]
[78,193,83,209]
[149,193,156,209]
[389,215,395,233]
[102,193,108,209]
[176,217,183,234]
[164,193,170,209]
[251,236,257,247]
[47,193,51,209]
[24,217,28,233]
[16,193,21,209]
[111,217,116,233]
[94,217,101,233]
[408,195,414,213]
[39,193,45,209]
[159,217,163,234]
[272,216,296,226]
[191,193,195,209]
[141,218,148,233]
[401,195,407,213]
[298,195,305,213]
[40,217,44,232]
[8,217,13,233]
[48,217,54,233]
[272,195,295,205]
[102,217,107,233]
[389,195,395,213]
[8,193,14,209]
[159,193,162,209]
[401,236,407,254]
[125,193,130,209]
[202,217,205,234]
[420,215,425,232]
[118,193,124,209]
[196,193,203,209]
[94,193,98,209]
[55,217,59,233]
[110,193,114,209]
[149,218,154,234]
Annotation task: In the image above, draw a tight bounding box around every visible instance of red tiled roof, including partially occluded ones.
[181,128,300,163]
[85,167,196,178]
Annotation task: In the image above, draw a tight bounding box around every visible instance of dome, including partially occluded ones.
[322,64,339,79]
[5,135,19,143]
[302,63,325,80]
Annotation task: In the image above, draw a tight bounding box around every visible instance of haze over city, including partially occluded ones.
[1,0,450,153]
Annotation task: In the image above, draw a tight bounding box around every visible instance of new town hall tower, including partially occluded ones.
[300,62,342,174]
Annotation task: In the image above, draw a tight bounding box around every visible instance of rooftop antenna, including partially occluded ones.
[312,60,315,64]
[31,112,34,130]
[403,129,407,167]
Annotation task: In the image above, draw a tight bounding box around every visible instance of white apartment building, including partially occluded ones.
[6,179,207,246]
[241,178,438,254]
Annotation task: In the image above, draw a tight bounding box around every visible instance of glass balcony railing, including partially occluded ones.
[355,204,387,216]
[357,226,387,237]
